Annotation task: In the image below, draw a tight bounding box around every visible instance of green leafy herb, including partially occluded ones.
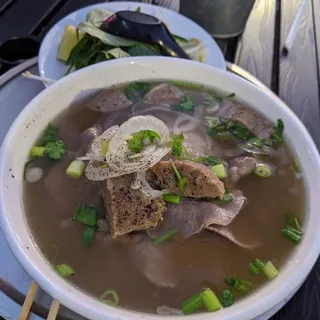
[225,276,252,294]
[204,93,223,106]
[202,156,224,166]
[124,82,150,101]
[215,192,233,204]
[127,130,160,153]
[66,34,108,73]
[171,163,187,192]
[44,140,66,160]
[231,122,251,140]
[227,92,236,98]
[171,133,184,157]
[135,6,141,12]
[220,289,234,307]
[271,119,285,144]
[39,123,58,145]
[173,95,194,112]
[128,43,160,56]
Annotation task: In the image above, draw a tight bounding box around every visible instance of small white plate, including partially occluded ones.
[38,1,226,83]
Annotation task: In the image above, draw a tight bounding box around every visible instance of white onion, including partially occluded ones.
[156,306,183,316]
[85,116,171,181]
[25,167,43,183]
[172,113,201,134]
[91,125,119,157]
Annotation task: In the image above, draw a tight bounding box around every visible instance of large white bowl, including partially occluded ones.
[1,57,320,320]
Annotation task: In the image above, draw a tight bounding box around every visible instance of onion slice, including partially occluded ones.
[85,116,171,181]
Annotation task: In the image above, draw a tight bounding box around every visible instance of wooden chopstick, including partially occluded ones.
[18,280,39,320]
[18,280,61,320]
[47,299,61,320]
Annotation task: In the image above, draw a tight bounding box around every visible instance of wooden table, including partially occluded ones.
[0,0,320,319]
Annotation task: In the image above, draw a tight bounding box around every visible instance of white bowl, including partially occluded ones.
[1,57,320,320]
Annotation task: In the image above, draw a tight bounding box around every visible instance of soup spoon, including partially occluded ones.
[100,10,190,59]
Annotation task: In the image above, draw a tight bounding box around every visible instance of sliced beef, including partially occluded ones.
[148,191,245,239]
[103,174,166,238]
[218,104,274,139]
[85,88,132,112]
[151,160,225,199]
[228,156,256,185]
[206,226,261,249]
[129,233,177,288]
[144,83,183,106]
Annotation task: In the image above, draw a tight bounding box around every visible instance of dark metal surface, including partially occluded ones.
[0,0,320,319]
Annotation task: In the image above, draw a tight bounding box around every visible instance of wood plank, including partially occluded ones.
[272,0,320,318]
[235,0,276,88]
[278,0,320,149]
[0,0,61,42]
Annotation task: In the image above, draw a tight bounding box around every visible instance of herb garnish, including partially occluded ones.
[171,163,187,192]
[127,130,160,153]
[171,133,184,157]
[124,82,150,101]
[173,95,194,112]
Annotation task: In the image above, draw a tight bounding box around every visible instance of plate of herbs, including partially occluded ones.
[38,1,226,85]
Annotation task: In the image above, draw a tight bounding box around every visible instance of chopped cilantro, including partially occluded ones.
[220,289,234,307]
[204,93,223,107]
[39,123,58,145]
[171,163,187,192]
[127,130,160,153]
[124,82,150,101]
[173,95,194,112]
[231,123,251,140]
[227,93,236,98]
[202,156,224,166]
[45,140,66,160]
[171,133,184,157]
[271,119,285,144]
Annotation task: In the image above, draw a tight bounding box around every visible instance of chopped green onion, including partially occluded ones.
[82,226,95,248]
[55,264,74,277]
[253,164,272,178]
[220,289,234,307]
[30,146,45,157]
[215,192,233,204]
[153,228,178,245]
[262,261,278,280]
[181,294,202,315]
[66,160,85,178]
[73,204,98,227]
[202,155,224,166]
[282,228,302,243]
[171,163,187,192]
[293,158,301,173]
[200,289,222,312]
[286,214,302,231]
[249,263,260,275]
[101,139,109,156]
[286,225,303,236]
[210,164,227,179]
[253,258,265,271]
[162,194,181,204]
[100,290,119,306]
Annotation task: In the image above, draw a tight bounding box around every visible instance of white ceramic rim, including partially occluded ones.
[1,57,320,320]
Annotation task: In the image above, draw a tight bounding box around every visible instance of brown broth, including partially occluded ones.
[24,84,305,314]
